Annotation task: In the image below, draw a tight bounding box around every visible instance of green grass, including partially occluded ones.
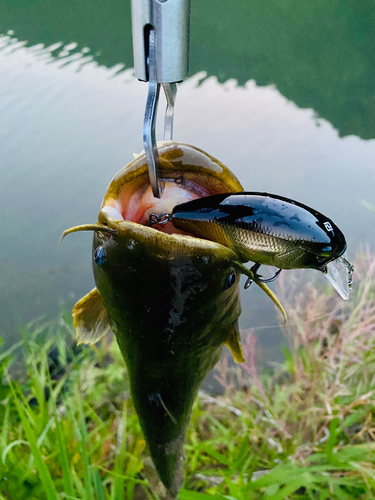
[1,251,375,499]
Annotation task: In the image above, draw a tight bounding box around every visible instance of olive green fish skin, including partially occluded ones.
[171,192,347,270]
[92,223,241,495]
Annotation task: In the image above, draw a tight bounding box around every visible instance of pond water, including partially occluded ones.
[1,0,375,367]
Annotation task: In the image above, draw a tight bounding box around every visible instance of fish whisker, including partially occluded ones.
[60,224,117,242]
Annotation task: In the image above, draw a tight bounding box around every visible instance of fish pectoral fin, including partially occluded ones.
[235,261,287,323]
[224,319,245,363]
[72,288,110,345]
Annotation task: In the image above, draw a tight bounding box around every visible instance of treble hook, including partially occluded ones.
[244,263,282,289]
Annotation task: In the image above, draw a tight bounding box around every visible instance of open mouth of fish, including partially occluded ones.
[98,141,242,235]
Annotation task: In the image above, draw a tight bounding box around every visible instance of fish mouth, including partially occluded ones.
[99,141,243,235]
[62,141,243,242]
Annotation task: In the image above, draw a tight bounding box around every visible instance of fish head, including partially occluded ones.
[91,141,245,345]
[92,208,243,344]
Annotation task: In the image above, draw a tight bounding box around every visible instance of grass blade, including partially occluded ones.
[72,385,95,500]
[10,382,58,500]
[54,405,75,497]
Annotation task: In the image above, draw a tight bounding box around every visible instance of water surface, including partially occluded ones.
[1,1,375,365]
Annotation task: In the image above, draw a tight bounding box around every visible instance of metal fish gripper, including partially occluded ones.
[131,0,191,198]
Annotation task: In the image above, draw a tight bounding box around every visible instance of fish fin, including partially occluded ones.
[72,288,110,345]
[235,261,287,323]
[224,319,245,363]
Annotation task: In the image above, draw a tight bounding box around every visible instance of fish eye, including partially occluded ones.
[94,246,107,266]
[224,270,236,290]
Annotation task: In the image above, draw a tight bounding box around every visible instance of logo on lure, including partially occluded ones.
[169,192,354,300]
[323,221,334,232]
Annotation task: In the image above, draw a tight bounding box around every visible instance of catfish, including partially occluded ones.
[62,141,286,498]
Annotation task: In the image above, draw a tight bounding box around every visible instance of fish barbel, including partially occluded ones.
[171,192,353,299]
[62,142,285,498]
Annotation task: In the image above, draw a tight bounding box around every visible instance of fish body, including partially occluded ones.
[64,142,271,498]
[91,220,242,495]
[171,192,347,271]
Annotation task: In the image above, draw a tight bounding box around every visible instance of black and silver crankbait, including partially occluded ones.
[155,192,353,299]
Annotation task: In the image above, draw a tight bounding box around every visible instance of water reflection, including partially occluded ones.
[1,0,375,139]
[0,33,375,360]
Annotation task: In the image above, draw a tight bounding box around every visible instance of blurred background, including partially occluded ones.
[1,0,374,364]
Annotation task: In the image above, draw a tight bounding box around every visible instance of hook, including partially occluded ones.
[244,263,282,289]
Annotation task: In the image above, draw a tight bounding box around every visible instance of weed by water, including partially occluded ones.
[1,252,375,499]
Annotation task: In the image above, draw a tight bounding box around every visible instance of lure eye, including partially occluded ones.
[224,270,236,290]
[94,246,107,266]
[316,251,332,263]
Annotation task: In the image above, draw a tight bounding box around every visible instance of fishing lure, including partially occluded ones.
[168,192,353,299]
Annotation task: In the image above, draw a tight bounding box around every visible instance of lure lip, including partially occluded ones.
[321,251,354,300]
